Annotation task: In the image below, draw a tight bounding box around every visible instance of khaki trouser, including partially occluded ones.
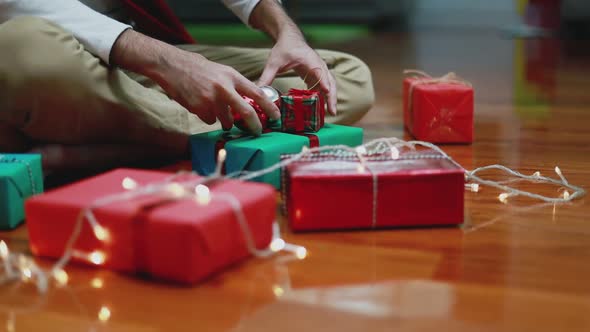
[0,16,374,167]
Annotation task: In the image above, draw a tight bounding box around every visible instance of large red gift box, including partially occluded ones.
[403,75,474,143]
[282,152,464,231]
[25,168,275,284]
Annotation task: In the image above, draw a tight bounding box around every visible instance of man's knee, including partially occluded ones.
[0,16,84,84]
[319,50,375,122]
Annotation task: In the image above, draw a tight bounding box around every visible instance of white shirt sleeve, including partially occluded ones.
[220,0,263,26]
[0,0,131,64]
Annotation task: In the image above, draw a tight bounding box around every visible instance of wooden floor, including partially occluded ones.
[2,27,590,331]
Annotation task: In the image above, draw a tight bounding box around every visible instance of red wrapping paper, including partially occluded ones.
[282,152,464,231]
[403,77,474,143]
[281,89,325,133]
[25,168,275,284]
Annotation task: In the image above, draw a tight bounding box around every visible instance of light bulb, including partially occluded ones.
[272,285,285,297]
[532,171,541,178]
[563,191,570,200]
[295,247,308,260]
[390,147,400,159]
[270,238,286,252]
[195,184,211,205]
[498,193,510,204]
[0,240,8,259]
[121,177,138,190]
[89,251,106,265]
[301,146,309,153]
[22,268,32,280]
[53,268,69,286]
[166,183,185,198]
[91,277,104,289]
[98,306,111,322]
[554,166,562,176]
[355,146,367,155]
[217,149,227,163]
[93,225,110,242]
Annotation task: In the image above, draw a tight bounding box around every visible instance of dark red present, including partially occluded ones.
[282,151,464,231]
[280,89,325,133]
[403,71,474,143]
[25,168,275,284]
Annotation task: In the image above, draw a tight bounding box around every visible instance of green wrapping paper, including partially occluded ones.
[190,124,363,189]
[0,154,44,229]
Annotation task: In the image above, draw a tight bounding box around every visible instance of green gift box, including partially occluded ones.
[0,154,44,230]
[190,124,363,189]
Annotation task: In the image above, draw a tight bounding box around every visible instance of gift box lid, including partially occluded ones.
[286,152,463,179]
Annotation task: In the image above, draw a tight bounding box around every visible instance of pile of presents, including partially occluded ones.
[1,72,474,284]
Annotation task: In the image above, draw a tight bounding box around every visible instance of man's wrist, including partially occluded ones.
[249,0,302,41]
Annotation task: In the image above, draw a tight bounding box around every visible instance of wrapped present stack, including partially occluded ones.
[0,154,44,230]
[25,168,275,284]
[191,87,363,189]
[281,148,465,231]
[403,70,474,144]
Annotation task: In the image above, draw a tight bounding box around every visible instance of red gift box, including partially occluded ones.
[403,72,474,143]
[282,152,464,231]
[280,89,325,133]
[25,168,275,284]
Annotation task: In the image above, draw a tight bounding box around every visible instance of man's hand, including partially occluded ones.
[111,29,280,135]
[250,0,338,115]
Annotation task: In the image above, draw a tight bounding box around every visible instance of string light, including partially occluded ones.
[270,238,286,252]
[52,268,69,287]
[121,177,138,190]
[272,285,285,297]
[92,225,110,242]
[21,268,32,281]
[390,147,400,159]
[465,183,479,192]
[295,247,308,260]
[498,193,510,204]
[195,184,211,205]
[2,137,583,297]
[88,251,106,265]
[217,149,227,163]
[91,277,104,289]
[0,241,11,277]
[0,240,8,259]
[98,306,111,322]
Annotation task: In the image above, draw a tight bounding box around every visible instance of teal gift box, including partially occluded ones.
[0,154,43,230]
[190,124,363,189]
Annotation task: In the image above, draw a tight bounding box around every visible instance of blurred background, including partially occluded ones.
[167,0,590,44]
[166,0,590,143]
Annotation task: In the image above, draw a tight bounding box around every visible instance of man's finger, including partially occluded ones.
[327,71,338,115]
[215,103,234,130]
[191,105,217,125]
[237,80,280,121]
[258,60,279,86]
[227,92,262,135]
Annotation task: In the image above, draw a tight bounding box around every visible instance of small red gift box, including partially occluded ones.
[25,168,275,284]
[282,152,464,231]
[280,89,325,133]
[403,71,474,143]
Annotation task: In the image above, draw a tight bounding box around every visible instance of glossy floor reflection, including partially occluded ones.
[1,26,590,331]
